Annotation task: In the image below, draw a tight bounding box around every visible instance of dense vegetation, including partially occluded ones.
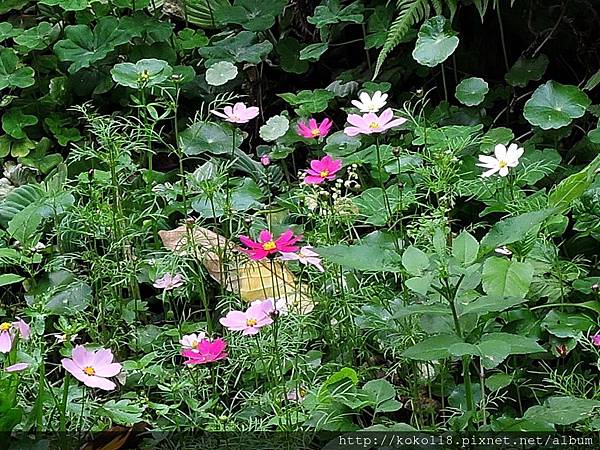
[1,0,600,446]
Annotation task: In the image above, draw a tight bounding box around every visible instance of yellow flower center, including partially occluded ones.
[262,240,277,251]
[191,340,199,349]
[0,322,11,332]
[246,318,257,327]
[83,366,95,376]
[319,170,329,178]
[498,160,507,168]
[369,121,380,129]
[311,128,320,137]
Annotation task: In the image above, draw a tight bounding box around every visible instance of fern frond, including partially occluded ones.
[373,0,431,79]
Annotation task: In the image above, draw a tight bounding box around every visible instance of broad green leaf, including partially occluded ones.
[215,0,287,32]
[0,48,35,90]
[299,43,329,62]
[259,115,289,142]
[278,89,335,115]
[548,155,600,212]
[448,342,480,357]
[486,373,513,391]
[13,22,57,51]
[275,37,309,74]
[541,310,595,339]
[479,127,514,153]
[314,244,402,272]
[455,77,489,106]
[519,148,561,185]
[205,61,238,86]
[175,29,208,51]
[198,31,273,65]
[192,179,262,218]
[53,17,138,74]
[0,183,44,227]
[179,122,244,156]
[452,231,479,265]
[584,68,600,91]
[402,334,463,360]
[354,185,415,226]
[7,203,43,246]
[480,209,556,254]
[39,0,88,10]
[479,332,545,355]
[523,81,591,130]
[405,274,433,295]
[524,396,600,426]
[412,16,459,68]
[477,340,511,369]
[111,58,173,88]
[482,257,533,298]
[459,295,527,316]
[505,54,549,88]
[307,1,364,28]
[2,109,38,140]
[362,379,401,413]
[0,273,24,287]
[401,245,430,276]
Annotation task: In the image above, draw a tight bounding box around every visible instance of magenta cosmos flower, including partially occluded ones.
[304,155,342,185]
[344,108,407,137]
[0,318,30,353]
[591,333,600,347]
[153,273,184,291]
[181,338,228,365]
[211,102,259,124]
[61,345,122,391]
[219,301,273,336]
[239,229,300,260]
[297,118,332,139]
[280,246,324,272]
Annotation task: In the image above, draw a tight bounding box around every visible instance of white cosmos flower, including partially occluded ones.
[477,143,524,177]
[179,332,206,352]
[351,90,388,113]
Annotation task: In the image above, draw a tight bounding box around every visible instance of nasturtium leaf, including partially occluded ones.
[2,109,38,140]
[198,31,273,66]
[205,61,238,86]
[0,48,35,90]
[505,54,548,88]
[39,0,88,10]
[259,115,290,142]
[452,231,479,265]
[307,1,364,28]
[523,81,591,130]
[524,396,600,426]
[111,58,172,88]
[276,37,309,74]
[402,334,463,360]
[455,77,489,106]
[53,17,138,74]
[278,89,335,115]
[299,43,329,62]
[412,16,459,68]
[179,121,244,156]
[13,22,57,51]
[482,257,533,298]
[215,0,287,32]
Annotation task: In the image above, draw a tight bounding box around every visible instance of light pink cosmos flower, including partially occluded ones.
[5,362,29,373]
[239,229,300,260]
[286,385,308,403]
[344,108,407,137]
[304,155,342,185]
[0,318,30,353]
[179,332,207,352]
[153,273,184,291]
[181,338,228,364]
[591,333,600,347]
[260,154,271,166]
[61,345,122,391]
[280,246,324,272]
[211,102,259,124]
[251,298,289,316]
[219,301,273,336]
[297,118,332,139]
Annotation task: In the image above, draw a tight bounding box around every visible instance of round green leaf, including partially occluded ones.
[505,54,548,88]
[523,81,591,130]
[111,58,172,88]
[179,121,244,156]
[205,61,238,86]
[412,16,459,68]
[455,77,489,106]
[259,115,289,142]
[39,0,89,10]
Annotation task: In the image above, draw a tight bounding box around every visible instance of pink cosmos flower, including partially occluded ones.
[286,385,308,403]
[251,298,289,316]
[239,229,300,260]
[61,345,122,391]
[591,333,600,347]
[211,102,259,124]
[179,332,207,352]
[153,273,184,291]
[0,318,30,353]
[181,338,228,364]
[280,246,324,272]
[297,118,332,139]
[304,155,342,185]
[260,154,271,166]
[344,108,407,137]
[219,301,273,336]
[5,362,29,373]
